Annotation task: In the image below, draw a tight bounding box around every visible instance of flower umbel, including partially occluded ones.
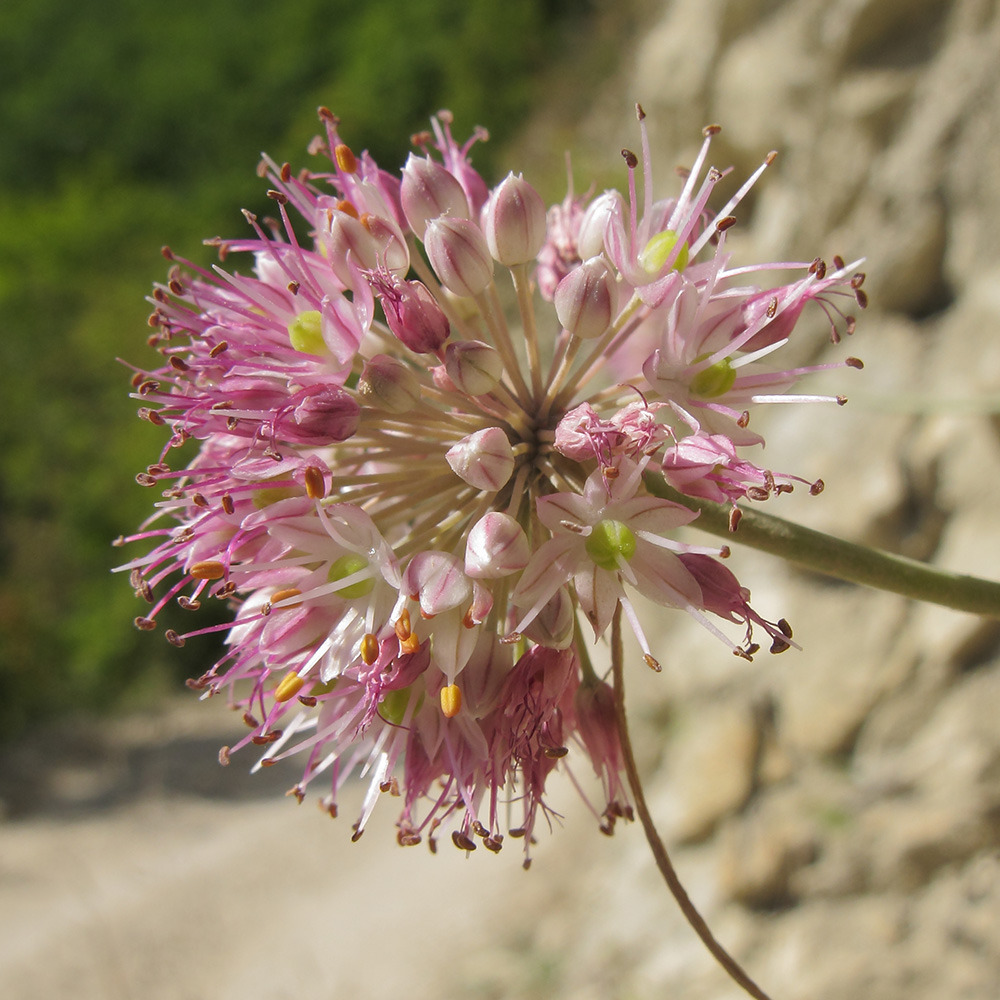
[118,104,865,863]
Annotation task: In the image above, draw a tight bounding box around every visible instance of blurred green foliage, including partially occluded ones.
[0,0,588,736]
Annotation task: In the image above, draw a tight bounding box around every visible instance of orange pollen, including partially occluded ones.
[394,609,412,641]
[360,633,380,666]
[360,212,375,234]
[399,633,421,656]
[189,559,225,580]
[334,144,357,174]
[462,608,477,629]
[271,588,302,608]
[274,670,306,703]
[335,199,359,220]
[440,683,462,718]
[304,466,326,499]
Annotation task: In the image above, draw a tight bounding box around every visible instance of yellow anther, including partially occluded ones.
[394,609,412,641]
[399,632,421,656]
[334,144,357,174]
[360,632,379,665]
[440,683,462,718]
[189,559,225,580]
[335,199,359,219]
[270,588,302,608]
[274,669,305,703]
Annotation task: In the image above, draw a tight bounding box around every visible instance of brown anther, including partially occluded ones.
[715,215,737,232]
[737,410,750,428]
[176,595,201,613]
[360,633,380,666]
[484,837,503,854]
[218,746,231,766]
[137,407,165,426]
[845,356,864,369]
[287,785,305,803]
[334,144,357,173]
[854,288,869,309]
[280,161,292,182]
[398,832,422,847]
[500,631,522,645]
[770,637,791,654]
[210,400,232,410]
[134,616,157,630]
[707,166,723,184]
[603,465,620,480]
[321,801,338,819]
[191,493,208,508]
[190,559,225,580]
[643,653,662,672]
[209,341,228,357]
[297,694,318,707]
[452,831,477,852]
[635,102,646,120]
[544,746,569,759]
[251,734,270,746]
[137,379,160,395]
[461,608,477,629]
[729,507,743,532]
[351,826,364,843]
[832,254,846,270]
[287,280,300,295]
[168,278,184,296]
[809,479,825,496]
[147,311,161,327]
[851,271,866,288]
[161,245,175,260]
[765,296,779,319]
[135,472,156,487]
[242,712,259,729]
[621,148,638,169]
[746,486,770,502]
[778,618,793,637]
[165,629,185,647]
[153,287,170,304]
[241,209,257,225]
[221,493,235,515]
[734,646,754,661]
[304,465,325,499]
[845,316,857,336]
[394,609,412,641]
[266,189,288,205]
[719,545,731,558]
[836,396,848,406]
[217,580,237,597]
[226,416,239,430]
[379,780,392,793]
[317,105,338,123]
[703,123,722,136]
[168,356,189,372]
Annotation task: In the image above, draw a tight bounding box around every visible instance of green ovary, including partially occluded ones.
[328,553,374,598]
[379,686,412,726]
[585,519,637,571]
[690,356,736,398]
[288,310,325,355]
[639,230,689,275]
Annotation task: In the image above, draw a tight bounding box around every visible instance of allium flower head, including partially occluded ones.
[119,104,865,862]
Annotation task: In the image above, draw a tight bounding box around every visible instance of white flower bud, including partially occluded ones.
[465,512,530,578]
[357,355,421,413]
[444,340,504,395]
[400,154,470,237]
[554,256,619,340]
[484,172,547,266]
[446,427,515,492]
[424,217,494,298]
[578,191,620,260]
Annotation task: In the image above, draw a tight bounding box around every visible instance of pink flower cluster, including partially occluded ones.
[118,105,865,862]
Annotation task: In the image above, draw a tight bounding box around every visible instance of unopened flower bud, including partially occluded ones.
[446,427,515,492]
[401,154,470,237]
[444,340,503,395]
[484,172,547,266]
[325,209,380,282]
[424,217,494,298]
[358,354,421,413]
[358,212,410,276]
[554,257,619,339]
[578,191,620,259]
[285,387,360,444]
[465,512,530,578]
[369,272,450,354]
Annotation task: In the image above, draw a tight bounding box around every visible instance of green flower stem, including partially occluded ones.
[645,476,1000,618]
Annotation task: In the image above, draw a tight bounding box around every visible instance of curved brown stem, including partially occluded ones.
[610,607,775,1000]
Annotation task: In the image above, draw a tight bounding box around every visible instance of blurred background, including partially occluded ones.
[2,0,999,998]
